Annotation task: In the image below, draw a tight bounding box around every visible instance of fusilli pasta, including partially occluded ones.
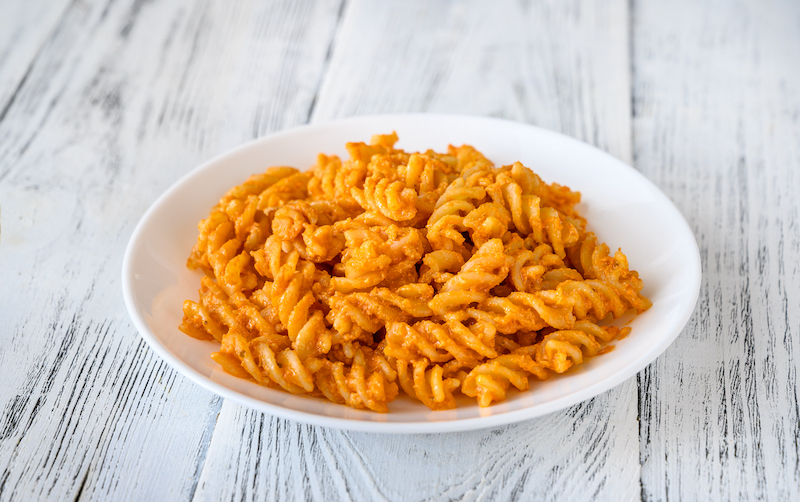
[180,133,651,411]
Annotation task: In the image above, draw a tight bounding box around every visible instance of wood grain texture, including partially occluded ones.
[0,0,72,118]
[313,0,633,162]
[196,397,641,502]
[3,0,799,500]
[0,0,342,500]
[633,0,800,500]
[192,1,640,501]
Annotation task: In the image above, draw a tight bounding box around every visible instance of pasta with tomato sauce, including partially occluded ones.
[179,133,650,411]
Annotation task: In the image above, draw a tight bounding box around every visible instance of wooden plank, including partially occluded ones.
[0,0,342,500]
[193,1,640,501]
[312,0,632,162]
[633,0,800,500]
[0,0,72,116]
[197,394,641,501]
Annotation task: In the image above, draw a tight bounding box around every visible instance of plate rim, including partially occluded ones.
[122,112,702,433]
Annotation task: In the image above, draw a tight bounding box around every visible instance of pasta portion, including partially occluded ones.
[180,133,651,411]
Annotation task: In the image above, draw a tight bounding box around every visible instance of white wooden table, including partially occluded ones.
[1,0,798,500]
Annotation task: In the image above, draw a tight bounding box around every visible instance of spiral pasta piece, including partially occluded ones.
[461,351,550,407]
[506,240,566,292]
[307,153,342,202]
[534,329,602,373]
[332,222,425,292]
[307,346,399,412]
[569,232,651,312]
[327,292,404,340]
[418,250,465,286]
[442,239,510,292]
[472,291,572,333]
[426,181,486,253]
[427,239,512,316]
[352,175,418,222]
[383,318,494,365]
[537,279,629,322]
[399,153,453,222]
[189,215,258,297]
[394,358,460,410]
[247,337,316,393]
[485,165,541,238]
[463,202,511,247]
[271,201,347,263]
[179,299,222,342]
[257,172,313,210]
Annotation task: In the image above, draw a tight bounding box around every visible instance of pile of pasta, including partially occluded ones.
[179,133,651,411]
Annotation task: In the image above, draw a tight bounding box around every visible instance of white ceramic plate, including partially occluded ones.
[122,114,701,433]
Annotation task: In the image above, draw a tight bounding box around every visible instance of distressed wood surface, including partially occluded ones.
[0,0,798,500]
[632,0,800,500]
[0,0,72,116]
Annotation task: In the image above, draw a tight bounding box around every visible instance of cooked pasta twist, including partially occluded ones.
[394,358,460,410]
[271,201,347,262]
[332,222,425,291]
[383,318,496,366]
[352,174,418,222]
[568,232,652,312]
[505,235,567,292]
[180,133,651,412]
[533,329,602,373]
[306,346,399,412]
[426,181,486,254]
[461,350,550,407]
[428,239,513,315]
[266,261,334,360]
